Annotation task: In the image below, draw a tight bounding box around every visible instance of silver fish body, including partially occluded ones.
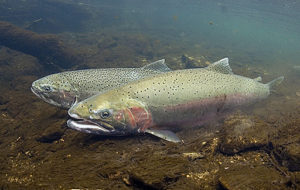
[31,59,170,108]
[68,58,284,142]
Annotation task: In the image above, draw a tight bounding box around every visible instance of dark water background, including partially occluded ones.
[0,0,300,189]
[2,0,300,66]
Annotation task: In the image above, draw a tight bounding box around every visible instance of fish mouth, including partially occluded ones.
[67,112,116,135]
[67,119,114,134]
[31,86,55,104]
[31,86,41,97]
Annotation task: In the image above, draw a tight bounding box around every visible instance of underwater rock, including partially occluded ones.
[219,114,273,155]
[181,54,210,68]
[181,54,194,68]
[294,172,300,187]
[182,152,205,161]
[273,119,300,171]
[127,154,189,189]
[97,36,118,50]
[278,143,300,172]
[0,21,81,69]
[0,93,8,105]
[218,164,289,190]
[36,123,65,143]
[0,48,42,81]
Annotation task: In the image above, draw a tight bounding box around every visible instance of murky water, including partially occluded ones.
[0,0,299,189]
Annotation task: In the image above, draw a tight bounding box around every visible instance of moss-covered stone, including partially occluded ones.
[219,165,288,190]
[219,114,274,155]
[272,119,300,171]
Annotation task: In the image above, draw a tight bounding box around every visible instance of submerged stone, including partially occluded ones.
[182,152,205,161]
[181,54,209,68]
[219,165,289,190]
[36,120,66,143]
[273,119,300,171]
[127,153,189,189]
[219,114,274,155]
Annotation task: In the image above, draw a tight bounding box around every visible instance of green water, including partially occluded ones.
[89,0,300,68]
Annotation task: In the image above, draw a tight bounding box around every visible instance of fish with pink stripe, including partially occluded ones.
[67,58,284,142]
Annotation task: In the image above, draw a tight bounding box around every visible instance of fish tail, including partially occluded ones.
[267,76,284,91]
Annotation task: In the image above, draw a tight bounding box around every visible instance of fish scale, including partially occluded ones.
[68,58,284,142]
[63,68,154,92]
[81,67,266,129]
[31,59,170,108]
[121,69,265,107]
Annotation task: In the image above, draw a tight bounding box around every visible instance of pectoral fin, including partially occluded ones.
[145,129,181,143]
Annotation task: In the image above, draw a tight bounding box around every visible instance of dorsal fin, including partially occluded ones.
[253,76,262,82]
[141,59,171,72]
[205,58,233,74]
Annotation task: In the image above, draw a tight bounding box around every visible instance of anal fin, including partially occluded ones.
[145,129,181,143]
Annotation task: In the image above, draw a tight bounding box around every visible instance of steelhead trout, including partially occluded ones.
[67,58,284,142]
[31,59,170,109]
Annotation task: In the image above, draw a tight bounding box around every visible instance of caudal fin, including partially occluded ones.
[267,76,284,91]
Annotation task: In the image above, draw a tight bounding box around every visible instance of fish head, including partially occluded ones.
[31,73,77,108]
[68,93,152,136]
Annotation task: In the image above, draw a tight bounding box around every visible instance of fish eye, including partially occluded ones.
[100,109,111,119]
[42,86,53,92]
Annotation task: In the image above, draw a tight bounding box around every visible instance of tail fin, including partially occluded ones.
[267,76,284,91]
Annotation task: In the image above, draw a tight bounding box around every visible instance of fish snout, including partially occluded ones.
[68,106,82,119]
[31,80,42,91]
[68,112,81,119]
[31,86,38,95]
[31,84,43,98]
